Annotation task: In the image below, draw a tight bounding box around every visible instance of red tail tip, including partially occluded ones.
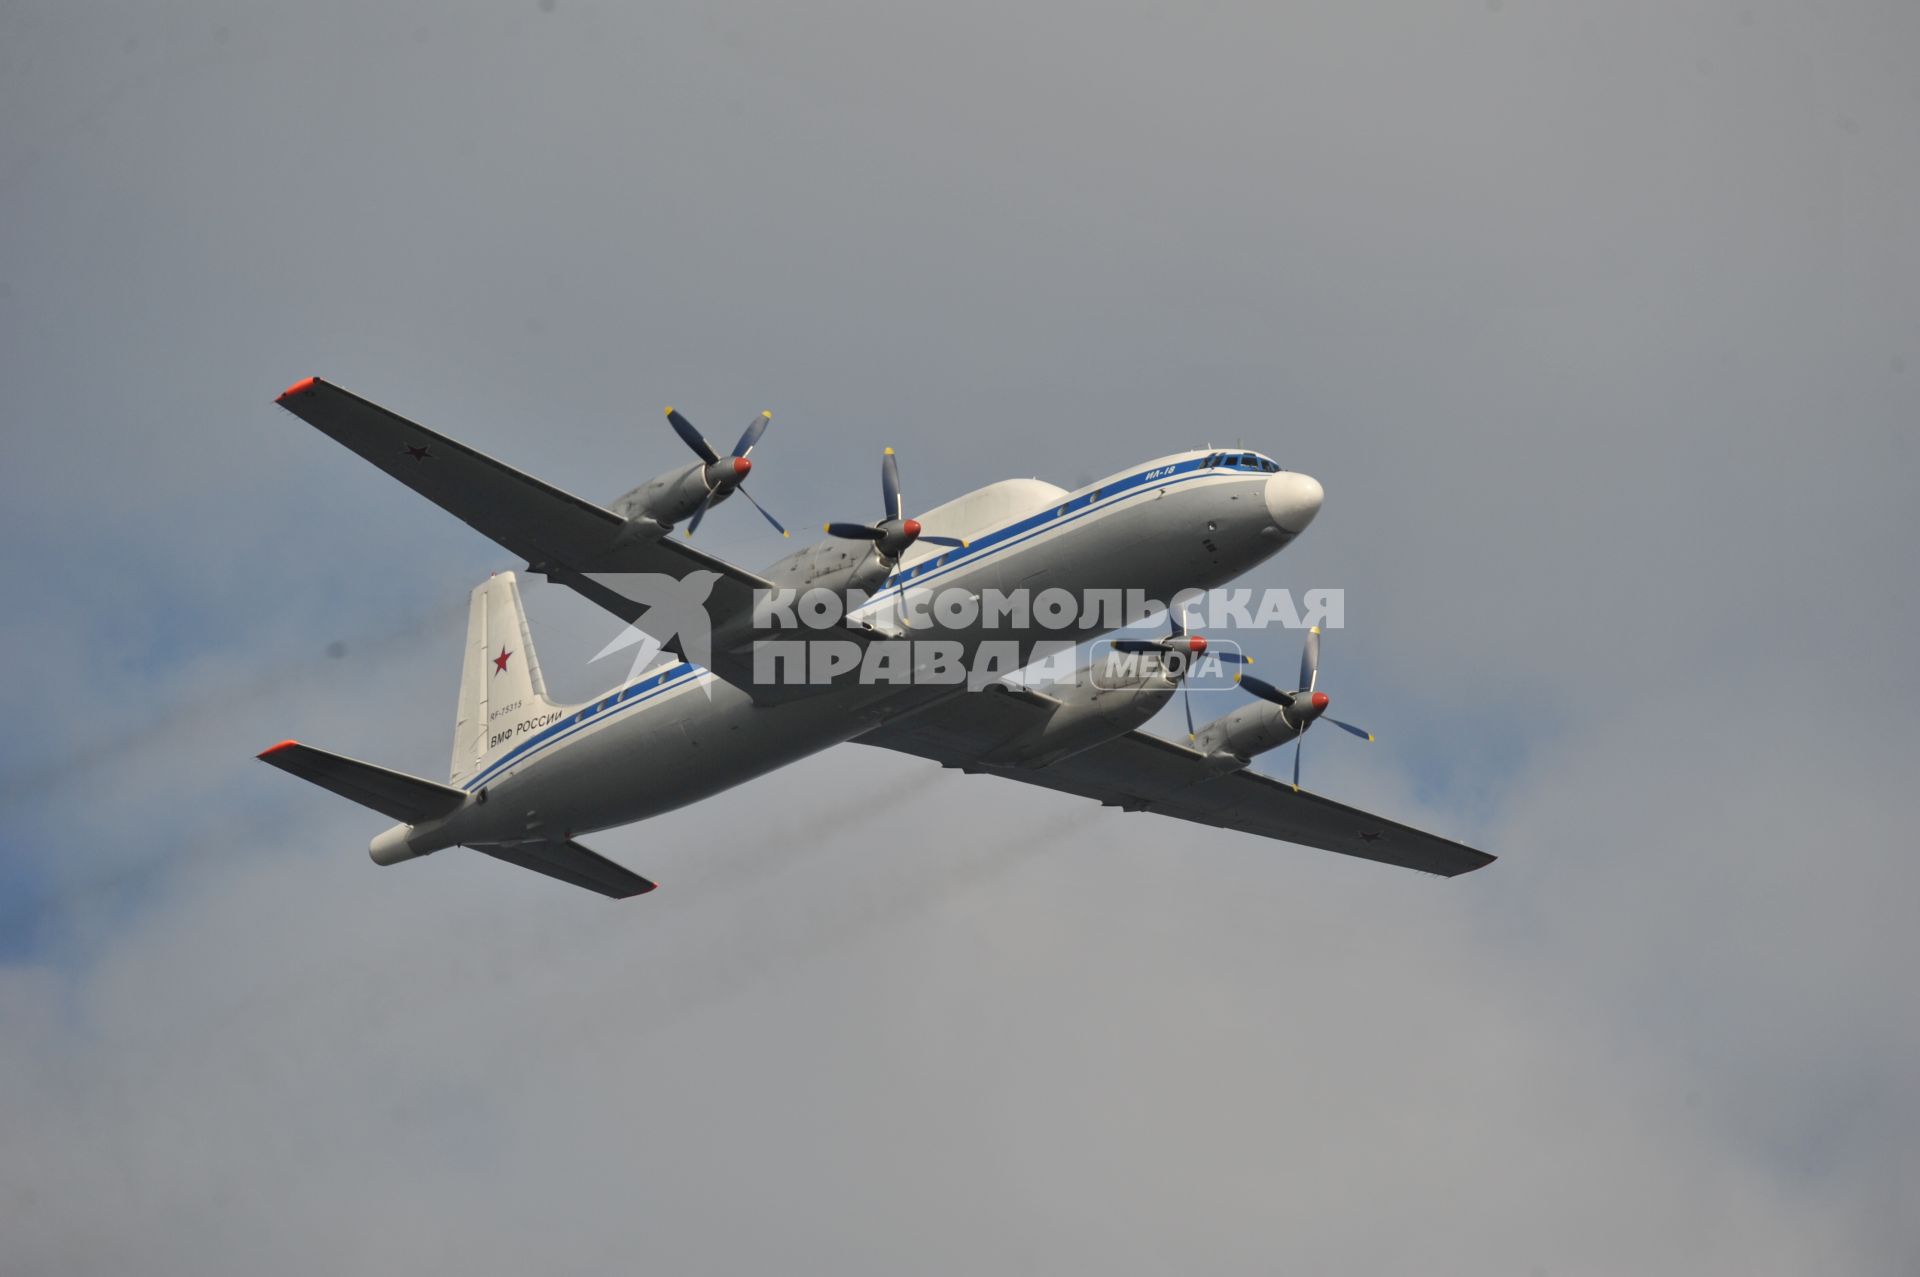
[258,739,301,757]
[279,376,319,399]
[732,456,752,478]
[902,518,922,538]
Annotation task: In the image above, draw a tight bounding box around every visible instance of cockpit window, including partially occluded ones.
[1203,452,1280,471]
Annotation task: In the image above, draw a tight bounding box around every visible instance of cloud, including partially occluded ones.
[2,0,1916,1271]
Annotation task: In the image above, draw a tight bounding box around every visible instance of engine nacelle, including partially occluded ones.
[987,656,1180,768]
[1192,699,1302,762]
[609,458,743,534]
[761,536,897,602]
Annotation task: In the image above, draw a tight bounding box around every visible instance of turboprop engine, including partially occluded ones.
[985,612,1252,768]
[609,407,788,540]
[1191,626,1373,790]
[819,446,970,594]
[984,653,1182,768]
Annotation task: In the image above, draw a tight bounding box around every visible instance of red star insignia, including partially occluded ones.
[405,444,433,462]
[494,646,512,674]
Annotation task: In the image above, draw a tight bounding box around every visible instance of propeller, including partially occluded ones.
[1234,626,1372,789]
[665,407,789,538]
[824,447,968,560]
[1110,606,1251,740]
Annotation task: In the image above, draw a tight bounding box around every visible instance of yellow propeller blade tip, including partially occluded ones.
[664,406,675,415]
[760,410,772,419]
[884,446,895,456]
[1310,625,1321,635]
[822,522,832,532]
[781,530,791,538]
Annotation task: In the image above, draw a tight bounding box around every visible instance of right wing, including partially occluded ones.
[275,376,783,694]
[856,687,1495,877]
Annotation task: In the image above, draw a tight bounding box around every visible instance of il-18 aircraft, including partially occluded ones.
[260,378,1494,897]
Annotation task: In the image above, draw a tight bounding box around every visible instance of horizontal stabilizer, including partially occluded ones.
[472,839,657,899]
[257,740,468,825]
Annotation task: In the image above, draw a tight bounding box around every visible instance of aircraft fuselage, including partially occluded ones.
[403,450,1319,855]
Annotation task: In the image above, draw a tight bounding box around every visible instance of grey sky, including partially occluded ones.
[2,1,1916,1272]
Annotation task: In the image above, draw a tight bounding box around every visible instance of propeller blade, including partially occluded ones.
[684,487,716,537]
[1214,651,1252,665]
[1236,672,1295,706]
[1326,717,1374,742]
[732,410,772,459]
[1109,639,1163,654]
[1299,625,1320,694]
[916,534,967,548]
[824,522,885,541]
[1292,732,1304,791]
[1183,678,1196,741]
[738,484,789,537]
[665,407,720,465]
[882,447,903,522]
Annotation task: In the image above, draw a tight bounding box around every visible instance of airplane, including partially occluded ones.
[259,377,1494,898]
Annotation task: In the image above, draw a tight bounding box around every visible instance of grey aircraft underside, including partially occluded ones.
[260,377,1494,897]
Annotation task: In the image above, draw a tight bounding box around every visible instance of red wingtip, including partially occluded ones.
[732,456,752,478]
[258,739,301,758]
[279,376,319,400]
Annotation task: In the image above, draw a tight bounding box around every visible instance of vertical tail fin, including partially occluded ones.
[451,573,563,785]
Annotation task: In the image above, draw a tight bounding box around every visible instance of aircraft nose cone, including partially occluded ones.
[1265,471,1324,534]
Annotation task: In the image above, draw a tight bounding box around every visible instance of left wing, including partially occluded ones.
[855,687,1495,877]
[276,377,784,695]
